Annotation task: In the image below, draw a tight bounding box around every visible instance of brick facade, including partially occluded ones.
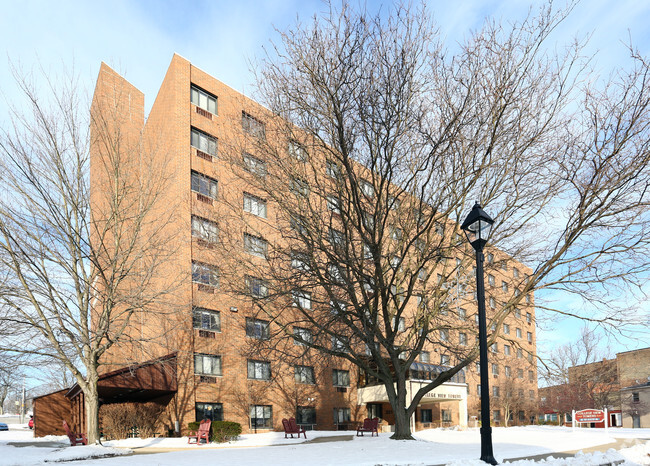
[83,54,538,435]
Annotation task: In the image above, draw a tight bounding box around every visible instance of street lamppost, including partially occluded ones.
[461,202,497,466]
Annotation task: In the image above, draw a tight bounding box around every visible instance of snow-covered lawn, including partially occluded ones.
[1,424,648,465]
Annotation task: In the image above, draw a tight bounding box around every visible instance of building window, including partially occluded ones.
[440,329,449,342]
[493,410,500,422]
[441,354,450,365]
[295,365,315,384]
[528,353,534,363]
[488,274,495,286]
[528,370,534,382]
[632,392,640,403]
[330,300,346,317]
[247,360,271,380]
[504,344,511,356]
[490,343,498,353]
[516,328,522,338]
[527,331,533,342]
[192,216,218,243]
[333,408,351,425]
[191,171,218,199]
[487,253,494,264]
[246,276,268,298]
[514,308,521,319]
[420,409,433,423]
[293,327,313,346]
[195,402,223,422]
[191,85,217,114]
[292,291,312,309]
[526,312,532,323]
[194,354,222,376]
[192,307,220,332]
[513,267,520,278]
[503,323,510,334]
[505,366,511,377]
[250,405,272,429]
[442,409,452,422]
[420,351,430,363]
[288,140,308,161]
[518,368,524,379]
[391,226,403,240]
[290,215,308,235]
[489,297,496,309]
[191,127,218,156]
[327,195,341,214]
[328,228,345,247]
[491,363,499,376]
[242,112,265,138]
[360,180,374,198]
[459,332,467,346]
[526,294,531,304]
[246,318,270,340]
[476,362,481,374]
[296,406,316,425]
[192,261,219,287]
[517,348,523,359]
[477,384,481,397]
[288,178,309,199]
[332,369,350,387]
[529,390,535,400]
[243,193,267,218]
[332,335,349,352]
[326,160,341,178]
[243,233,267,257]
[493,386,500,397]
[240,152,266,177]
[392,316,406,332]
[458,308,467,320]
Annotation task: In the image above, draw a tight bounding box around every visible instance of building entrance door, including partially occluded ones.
[632,414,640,428]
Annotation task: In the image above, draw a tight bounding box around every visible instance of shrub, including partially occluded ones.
[210,421,242,443]
[100,402,164,440]
[187,421,201,432]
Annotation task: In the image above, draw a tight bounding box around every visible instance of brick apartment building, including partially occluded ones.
[33,54,538,436]
[539,347,650,428]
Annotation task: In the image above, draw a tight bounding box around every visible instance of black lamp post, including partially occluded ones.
[461,202,497,465]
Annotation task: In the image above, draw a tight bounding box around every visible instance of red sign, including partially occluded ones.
[574,409,605,423]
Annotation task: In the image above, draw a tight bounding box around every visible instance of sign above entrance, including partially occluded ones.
[574,409,605,423]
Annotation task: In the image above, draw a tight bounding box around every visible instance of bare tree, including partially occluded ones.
[218,1,650,439]
[540,326,619,415]
[0,67,181,443]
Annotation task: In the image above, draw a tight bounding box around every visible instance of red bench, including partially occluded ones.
[188,419,211,444]
[62,420,88,446]
[282,417,307,439]
[356,417,379,437]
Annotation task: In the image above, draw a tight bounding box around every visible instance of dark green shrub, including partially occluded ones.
[210,421,242,443]
[187,421,201,432]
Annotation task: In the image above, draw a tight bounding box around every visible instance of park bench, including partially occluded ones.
[356,417,379,437]
[62,420,88,446]
[188,419,211,444]
[282,417,307,439]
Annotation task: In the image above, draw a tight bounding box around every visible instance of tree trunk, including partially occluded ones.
[389,378,415,440]
[84,371,101,444]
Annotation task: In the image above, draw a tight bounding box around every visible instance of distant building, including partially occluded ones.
[539,347,650,428]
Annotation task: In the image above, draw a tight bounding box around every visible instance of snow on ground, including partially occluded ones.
[0,424,648,465]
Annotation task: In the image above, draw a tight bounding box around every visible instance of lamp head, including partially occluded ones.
[461,202,494,251]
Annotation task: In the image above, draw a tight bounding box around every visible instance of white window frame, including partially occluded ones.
[194,353,222,376]
[243,193,267,218]
[191,85,217,114]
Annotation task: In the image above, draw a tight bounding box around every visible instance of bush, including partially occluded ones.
[100,402,164,440]
[210,421,242,443]
[187,421,201,432]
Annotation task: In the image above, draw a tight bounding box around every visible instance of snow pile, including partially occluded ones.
[43,445,131,462]
[618,441,650,465]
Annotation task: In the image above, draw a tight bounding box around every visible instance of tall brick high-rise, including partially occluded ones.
[34,54,538,437]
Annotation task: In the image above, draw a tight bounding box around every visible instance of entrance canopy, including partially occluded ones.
[66,353,177,404]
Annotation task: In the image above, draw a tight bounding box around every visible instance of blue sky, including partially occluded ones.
[1,1,649,387]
